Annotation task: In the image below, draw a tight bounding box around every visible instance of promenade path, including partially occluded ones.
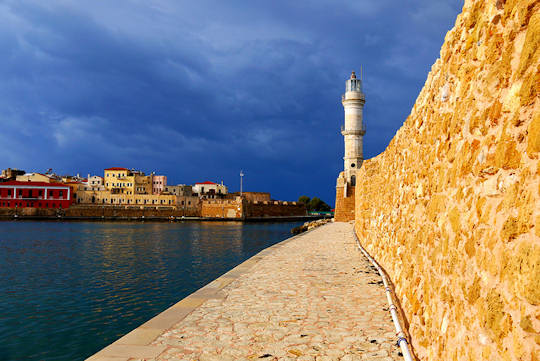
[89,222,402,361]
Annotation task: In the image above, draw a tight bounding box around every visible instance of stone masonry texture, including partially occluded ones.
[146,222,402,361]
[335,182,356,222]
[351,0,539,360]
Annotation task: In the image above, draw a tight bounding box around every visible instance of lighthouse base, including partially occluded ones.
[334,172,355,222]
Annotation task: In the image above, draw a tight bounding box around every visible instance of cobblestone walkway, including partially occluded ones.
[147,222,401,361]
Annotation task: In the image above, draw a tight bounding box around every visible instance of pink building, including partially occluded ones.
[152,175,167,195]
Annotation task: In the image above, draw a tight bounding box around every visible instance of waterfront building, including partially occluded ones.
[61,174,86,183]
[72,168,175,206]
[0,181,73,208]
[16,172,56,183]
[73,188,177,206]
[335,71,366,222]
[85,175,105,191]
[152,175,167,194]
[103,167,152,195]
[1,168,25,181]
[163,184,193,197]
[192,181,227,199]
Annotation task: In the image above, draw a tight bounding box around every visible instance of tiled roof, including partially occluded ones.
[104,167,128,171]
[195,181,217,185]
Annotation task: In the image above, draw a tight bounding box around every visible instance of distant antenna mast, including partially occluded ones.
[240,170,244,196]
[360,65,363,81]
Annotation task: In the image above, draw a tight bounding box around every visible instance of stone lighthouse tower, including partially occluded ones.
[335,71,365,222]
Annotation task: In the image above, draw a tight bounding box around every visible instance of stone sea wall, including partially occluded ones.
[353,0,539,360]
[335,177,356,222]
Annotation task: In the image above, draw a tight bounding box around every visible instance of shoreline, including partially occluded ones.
[0,215,328,222]
[85,225,317,360]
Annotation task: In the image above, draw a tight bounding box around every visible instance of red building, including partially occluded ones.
[0,181,73,209]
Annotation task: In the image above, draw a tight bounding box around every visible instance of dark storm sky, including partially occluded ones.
[0,0,463,205]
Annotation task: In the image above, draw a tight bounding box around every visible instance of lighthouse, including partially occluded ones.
[341,70,365,185]
[334,70,365,222]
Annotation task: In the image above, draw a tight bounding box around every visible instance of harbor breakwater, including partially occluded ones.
[346,0,539,360]
[0,201,308,221]
[87,222,404,361]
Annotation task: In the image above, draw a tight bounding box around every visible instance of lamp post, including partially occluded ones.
[240,170,244,197]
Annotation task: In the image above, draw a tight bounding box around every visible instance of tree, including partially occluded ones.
[298,195,310,208]
[299,195,331,212]
[309,197,331,212]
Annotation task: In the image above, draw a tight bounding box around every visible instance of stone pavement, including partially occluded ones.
[88,222,403,361]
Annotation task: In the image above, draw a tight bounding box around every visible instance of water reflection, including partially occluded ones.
[0,220,300,361]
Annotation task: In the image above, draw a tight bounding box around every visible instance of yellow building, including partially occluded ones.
[71,167,177,207]
[103,167,152,195]
[74,188,177,207]
[16,173,55,183]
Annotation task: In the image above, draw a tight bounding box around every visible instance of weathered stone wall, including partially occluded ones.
[201,199,244,218]
[354,1,539,360]
[244,201,306,218]
[335,172,356,222]
[0,201,306,220]
[0,205,201,219]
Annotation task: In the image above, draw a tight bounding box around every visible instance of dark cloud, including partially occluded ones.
[0,0,462,204]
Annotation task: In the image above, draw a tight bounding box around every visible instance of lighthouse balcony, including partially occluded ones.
[341,125,366,136]
[342,92,365,102]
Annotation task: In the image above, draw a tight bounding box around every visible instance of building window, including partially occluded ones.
[59,190,63,197]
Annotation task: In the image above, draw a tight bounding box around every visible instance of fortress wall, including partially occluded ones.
[354,1,539,359]
[335,179,356,222]
[0,205,202,218]
[200,199,244,218]
[244,201,306,218]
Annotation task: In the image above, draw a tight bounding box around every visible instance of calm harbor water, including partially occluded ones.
[0,220,301,361]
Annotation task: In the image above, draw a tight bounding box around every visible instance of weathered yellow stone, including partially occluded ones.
[484,290,507,339]
[527,112,540,156]
[516,242,540,305]
[501,216,529,241]
[517,11,539,77]
[465,276,481,305]
[519,315,535,333]
[519,64,539,106]
[495,137,521,169]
